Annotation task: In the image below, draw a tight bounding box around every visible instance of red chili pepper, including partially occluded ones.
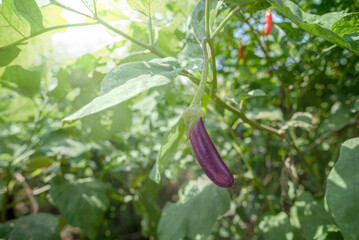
[264,9,272,35]
[238,41,244,60]
[189,118,234,188]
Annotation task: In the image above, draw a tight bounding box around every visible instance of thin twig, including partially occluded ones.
[14,173,39,214]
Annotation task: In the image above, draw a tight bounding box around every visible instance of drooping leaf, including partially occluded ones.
[325,138,359,240]
[150,117,185,183]
[14,0,44,34]
[48,177,109,239]
[157,178,231,240]
[267,0,359,55]
[63,57,183,122]
[0,213,59,240]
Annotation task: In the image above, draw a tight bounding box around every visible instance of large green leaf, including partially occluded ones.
[0,0,30,47]
[14,0,44,34]
[150,117,185,183]
[48,177,109,238]
[325,138,359,240]
[290,192,335,239]
[0,213,59,240]
[268,0,359,55]
[63,57,183,122]
[257,212,292,240]
[1,65,41,98]
[157,178,231,240]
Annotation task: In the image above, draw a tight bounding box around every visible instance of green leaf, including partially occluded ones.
[325,138,359,240]
[0,0,30,47]
[111,101,132,132]
[240,89,266,100]
[246,108,283,121]
[150,117,185,183]
[63,57,183,122]
[282,112,314,131]
[1,65,41,98]
[126,0,163,17]
[1,95,37,122]
[278,22,306,42]
[157,178,231,240]
[48,177,109,239]
[27,156,55,172]
[257,212,292,240]
[268,0,359,55]
[318,102,355,134]
[14,0,44,34]
[290,192,335,239]
[0,45,21,67]
[179,0,224,70]
[331,13,359,37]
[0,213,59,240]
[48,69,71,100]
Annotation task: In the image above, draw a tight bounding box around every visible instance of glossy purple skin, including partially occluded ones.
[189,118,234,188]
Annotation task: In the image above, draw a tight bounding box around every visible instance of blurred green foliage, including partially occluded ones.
[0,0,358,239]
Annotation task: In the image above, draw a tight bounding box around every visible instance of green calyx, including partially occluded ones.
[183,104,206,137]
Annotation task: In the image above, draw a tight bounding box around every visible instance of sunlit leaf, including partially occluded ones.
[63,57,183,122]
[325,138,359,240]
[14,0,44,34]
[268,0,359,55]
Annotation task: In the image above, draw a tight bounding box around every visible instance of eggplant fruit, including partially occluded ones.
[189,118,234,188]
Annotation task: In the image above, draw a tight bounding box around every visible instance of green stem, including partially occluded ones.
[192,38,209,106]
[2,22,99,49]
[93,0,97,16]
[208,39,217,98]
[95,17,166,58]
[205,0,210,39]
[50,0,92,18]
[148,15,153,45]
[210,7,240,41]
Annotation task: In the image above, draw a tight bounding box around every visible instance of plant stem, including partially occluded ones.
[50,0,93,18]
[205,0,210,39]
[93,0,97,16]
[210,7,240,41]
[192,38,209,106]
[208,39,217,98]
[2,22,99,49]
[95,17,166,58]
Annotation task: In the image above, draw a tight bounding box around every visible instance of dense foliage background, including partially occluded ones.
[0,0,358,239]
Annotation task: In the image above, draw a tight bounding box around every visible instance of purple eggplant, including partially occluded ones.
[189,118,234,188]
